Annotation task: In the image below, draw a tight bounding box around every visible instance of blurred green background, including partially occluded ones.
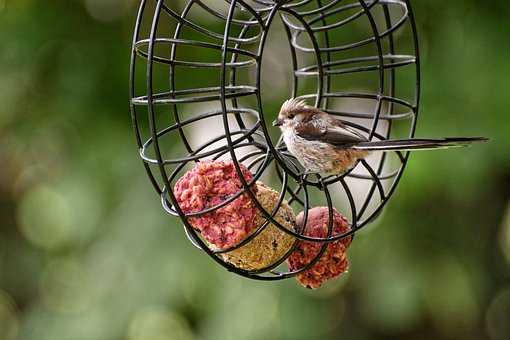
[1,1,510,340]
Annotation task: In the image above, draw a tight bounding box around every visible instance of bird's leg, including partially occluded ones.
[317,176,328,191]
[321,174,337,182]
[297,174,307,186]
[297,170,315,185]
[305,172,335,191]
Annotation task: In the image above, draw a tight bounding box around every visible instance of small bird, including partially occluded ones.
[273,98,487,176]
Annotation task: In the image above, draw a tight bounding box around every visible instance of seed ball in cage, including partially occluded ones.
[287,207,352,289]
[221,182,296,271]
[173,160,258,249]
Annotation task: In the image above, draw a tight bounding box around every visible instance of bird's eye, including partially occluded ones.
[288,114,295,119]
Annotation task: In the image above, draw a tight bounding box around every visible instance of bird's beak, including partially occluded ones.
[272,118,283,127]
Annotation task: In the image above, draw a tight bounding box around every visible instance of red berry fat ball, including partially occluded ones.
[287,207,352,289]
[173,160,258,249]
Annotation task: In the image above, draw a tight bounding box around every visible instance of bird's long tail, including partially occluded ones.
[352,137,488,151]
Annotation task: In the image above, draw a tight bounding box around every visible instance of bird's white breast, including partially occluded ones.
[283,127,337,174]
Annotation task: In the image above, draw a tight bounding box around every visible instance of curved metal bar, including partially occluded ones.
[168,0,195,159]
[131,86,258,105]
[130,0,163,195]
[286,0,380,32]
[193,0,262,25]
[141,126,262,165]
[326,109,413,121]
[356,1,396,219]
[320,91,416,109]
[283,0,409,53]
[296,0,343,16]
[228,18,260,142]
[357,0,385,142]
[158,0,264,43]
[135,37,259,58]
[354,0,420,228]
[339,177,358,229]
[295,54,416,76]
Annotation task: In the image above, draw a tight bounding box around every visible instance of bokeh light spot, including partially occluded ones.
[128,307,195,340]
[424,256,480,336]
[499,202,510,264]
[84,0,135,23]
[361,271,422,333]
[0,290,19,340]
[40,258,93,314]
[17,178,101,251]
[486,288,510,340]
[17,184,76,250]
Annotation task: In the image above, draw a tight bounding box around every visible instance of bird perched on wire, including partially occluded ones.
[273,98,487,177]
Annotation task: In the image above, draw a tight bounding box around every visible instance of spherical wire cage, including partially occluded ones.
[129,0,420,281]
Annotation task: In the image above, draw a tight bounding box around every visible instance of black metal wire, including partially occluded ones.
[129,0,420,281]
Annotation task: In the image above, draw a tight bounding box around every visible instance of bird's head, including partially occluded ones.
[272,98,320,130]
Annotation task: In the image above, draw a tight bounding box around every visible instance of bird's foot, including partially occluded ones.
[297,171,314,186]
[297,174,307,186]
[317,176,328,191]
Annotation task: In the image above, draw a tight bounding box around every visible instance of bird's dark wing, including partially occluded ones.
[295,117,368,146]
